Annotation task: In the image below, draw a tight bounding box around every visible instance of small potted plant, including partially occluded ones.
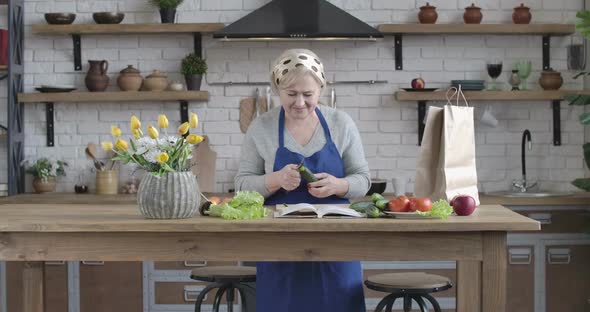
[21,158,68,193]
[181,53,207,91]
[149,0,184,23]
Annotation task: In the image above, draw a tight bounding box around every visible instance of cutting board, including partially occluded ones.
[190,135,217,193]
[239,97,256,133]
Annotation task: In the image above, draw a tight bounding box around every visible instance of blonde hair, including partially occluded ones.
[270,49,326,95]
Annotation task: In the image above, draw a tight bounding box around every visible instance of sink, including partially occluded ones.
[484,191,575,198]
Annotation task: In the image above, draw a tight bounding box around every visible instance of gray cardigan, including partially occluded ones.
[235,105,370,199]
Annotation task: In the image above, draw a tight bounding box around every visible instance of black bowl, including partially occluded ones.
[44,13,76,25]
[366,179,387,196]
[93,12,125,24]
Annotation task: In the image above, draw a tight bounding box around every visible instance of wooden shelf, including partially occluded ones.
[0,65,7,71]
[378,24,575,35]
[394,90,590,102]
[32,23,225,35]
[18,90,209,103]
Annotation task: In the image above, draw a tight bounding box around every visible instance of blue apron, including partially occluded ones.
[257,107,366,312]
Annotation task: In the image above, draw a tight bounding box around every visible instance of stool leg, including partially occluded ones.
[212,286,227,312]
[226,286,234,312]
[375,293,399,312]
[422,294,442,312]
[403,294,412,312]
[234,283,256,312]
[413,295,428,312]
[195,282,224,312]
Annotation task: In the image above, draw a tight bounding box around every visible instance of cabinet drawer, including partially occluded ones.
[155,281,237,305]
[154,261,238,271]
[362,269,456,300]
[507,246,534,312]
[517,210,588,233]
[546,245,590,312]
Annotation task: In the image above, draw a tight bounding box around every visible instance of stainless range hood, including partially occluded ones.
[213,0,383,41]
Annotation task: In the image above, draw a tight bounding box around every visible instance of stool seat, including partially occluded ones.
[366,272,451,290]
[190,266,256,283]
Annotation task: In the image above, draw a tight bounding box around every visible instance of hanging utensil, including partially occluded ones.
[330,88,336,108]
[254,88,259,118]
[266,86,271,110]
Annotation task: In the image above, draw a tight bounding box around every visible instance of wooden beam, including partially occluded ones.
[457,260,482,312]
[378,24,574,35]
[18,91,209,103]
[32,23,225,35]
[482,232,507,312]
[394,90,590,102]
[22,262,44,312]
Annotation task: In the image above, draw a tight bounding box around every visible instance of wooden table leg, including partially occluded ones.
[457,260,481,312]
[482,232,507,312]
[23,261,44,312]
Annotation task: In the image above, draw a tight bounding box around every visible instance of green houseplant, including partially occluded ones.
[149,0,184,23]
[181,53,207,91]
[21,158,68,193]
[565,11,590,192]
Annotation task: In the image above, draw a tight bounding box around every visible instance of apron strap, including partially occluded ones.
[315,107,333,142]
[278,108,286,148]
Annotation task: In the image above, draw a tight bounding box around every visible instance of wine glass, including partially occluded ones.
[486,59,503,91]
[516,61,532,90]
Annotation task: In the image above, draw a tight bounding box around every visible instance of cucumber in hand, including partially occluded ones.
[298,165,318,183]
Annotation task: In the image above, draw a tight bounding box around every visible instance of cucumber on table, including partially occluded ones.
[349,200,375,212]
[371,193,385,203]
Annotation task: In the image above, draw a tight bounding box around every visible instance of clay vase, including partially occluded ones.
[418,3,438,24]
[539,70,563,90]
[464,3,483,24]
[513,3,532,24]
[32,177,56,193]
[143,70,168,91]
[117,65,143,91]
[85,60,109,92]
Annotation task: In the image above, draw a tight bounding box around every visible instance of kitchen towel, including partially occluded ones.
[190,135,217,193]
[414,86,480,205]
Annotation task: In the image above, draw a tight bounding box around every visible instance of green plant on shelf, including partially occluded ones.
[564,10,590,192]
[181,53,207,76]
[149,0,184,9]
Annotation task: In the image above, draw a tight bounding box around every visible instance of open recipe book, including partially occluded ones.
[274,203,363,218]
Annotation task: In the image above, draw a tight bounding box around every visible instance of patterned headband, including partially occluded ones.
[272,53,326,88]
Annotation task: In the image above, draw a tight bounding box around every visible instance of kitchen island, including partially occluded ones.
[0,194,540,312]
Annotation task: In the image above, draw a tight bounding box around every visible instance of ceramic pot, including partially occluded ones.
[464,3,483,24]
[143,70,168,91]
[539,70,563,90]
[96,170,119,195]
[418,3,438,24]
[85,60,109,92]
[168,81,184,91]
[513,3,532,24]
[185,74,202,91]
[32,177,56,193]
[117,65,143,91]
[137,172,200,219]
[159,8,176,23]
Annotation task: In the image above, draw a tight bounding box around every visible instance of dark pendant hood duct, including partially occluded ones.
[213,0,383,41]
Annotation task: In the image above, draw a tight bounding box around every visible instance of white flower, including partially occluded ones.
[144,149,165,164]
[134,137,158,155]
[157,135,178,147]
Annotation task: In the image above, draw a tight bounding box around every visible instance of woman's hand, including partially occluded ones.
[307,173,349,198]
[267,164,301,192]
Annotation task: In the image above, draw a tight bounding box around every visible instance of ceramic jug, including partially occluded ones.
[85,60,109,92]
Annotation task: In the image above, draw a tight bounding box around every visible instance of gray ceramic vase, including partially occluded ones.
[137,171,200,219]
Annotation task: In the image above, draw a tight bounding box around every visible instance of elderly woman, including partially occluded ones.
[235,48,370,311]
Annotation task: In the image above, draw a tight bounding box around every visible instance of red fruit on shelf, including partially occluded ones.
[411,77,425,89]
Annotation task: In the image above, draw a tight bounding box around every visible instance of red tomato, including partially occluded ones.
[220,197,232,204]
[414,197,433,212]
[209,196,221,205]
[387,196,411,212]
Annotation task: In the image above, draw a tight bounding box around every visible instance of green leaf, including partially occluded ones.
[584,143,590,169]
[580,113,590,125]
[565,94,590,106]
[572,178,590,191]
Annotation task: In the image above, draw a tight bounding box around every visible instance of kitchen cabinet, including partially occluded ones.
[5,261,68,312]
[545,245,590,312]
[506,246,535,312]
[79,261,142,312]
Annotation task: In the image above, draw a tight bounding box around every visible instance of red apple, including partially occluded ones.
[451,195,476,216]
[411,77,425,89]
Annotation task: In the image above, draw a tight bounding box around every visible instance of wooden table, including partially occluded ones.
[0,201,539,312]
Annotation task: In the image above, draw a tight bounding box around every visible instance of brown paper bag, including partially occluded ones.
[414,87,480,205]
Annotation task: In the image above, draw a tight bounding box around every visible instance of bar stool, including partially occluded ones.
[190,266,256,312]
[365,272,452,312]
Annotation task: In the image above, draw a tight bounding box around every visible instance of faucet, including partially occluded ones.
[512,129,537,192]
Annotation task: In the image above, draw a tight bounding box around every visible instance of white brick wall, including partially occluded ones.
[0,0,588,194]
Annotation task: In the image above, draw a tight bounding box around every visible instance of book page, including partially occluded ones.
[316,205,363,218]
[275,203,318,218]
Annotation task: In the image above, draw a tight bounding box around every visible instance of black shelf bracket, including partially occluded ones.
[193,32,202,58]
[180,100,189,124]
[542,35,551,70]
[418,101,427,146]
[394,34,403,70]
[73,34,82,71]
[552,100,561,146]
[45,102,54,146]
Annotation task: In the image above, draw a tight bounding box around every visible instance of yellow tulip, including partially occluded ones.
[101,141,113,151]
[156,152,169,164]
[130,115,141,130]
[158,114,169,129]
[147,125,159,139]
[177,122,190,135]
[115,138,129,151]
[110,126,122,137]
[132,129,140,140]
[186,134,204,145]
[189,112,199,128]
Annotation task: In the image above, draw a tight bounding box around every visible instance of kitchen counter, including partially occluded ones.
[1,192,588,206]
